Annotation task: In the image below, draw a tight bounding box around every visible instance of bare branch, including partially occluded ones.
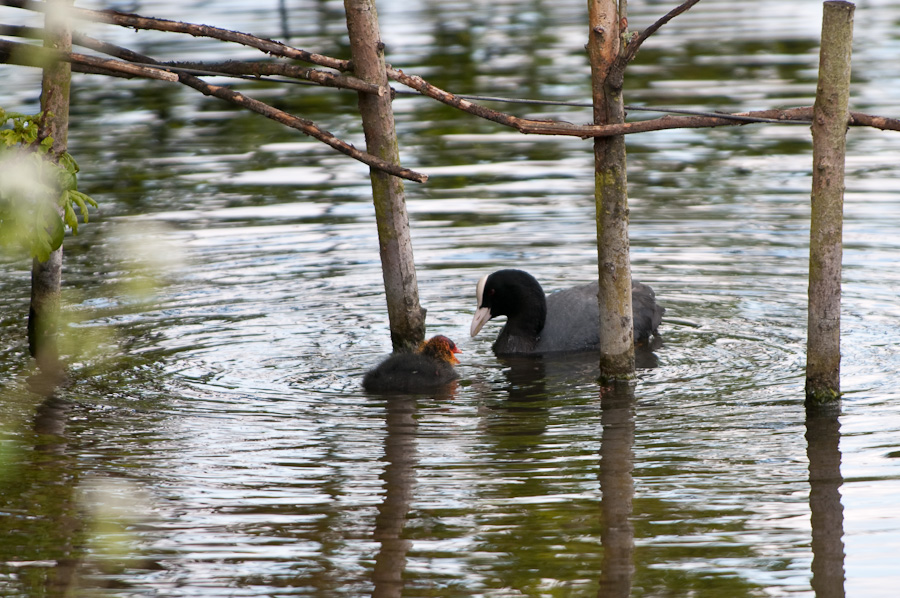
[157,60,384,95]
[0,38,177,81]
[176,74,425,182]
[0,0,351,71]
[387,67,530,129]
[849,111,900,132]
[1,22,383,94]
[0,36,427,182]
[620,0,702,65]
[609,0,702,88]
[388,64,900,137]
[4,1,898,153]
[518,106,900,137]
[518,108,813,137]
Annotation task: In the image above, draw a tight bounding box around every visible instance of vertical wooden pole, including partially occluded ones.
[29,0,73,377]
[806,1,854,404]
[344,0,426,352]
[588,0,635,380]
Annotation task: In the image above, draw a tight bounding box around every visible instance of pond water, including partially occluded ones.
[2,0,900,596]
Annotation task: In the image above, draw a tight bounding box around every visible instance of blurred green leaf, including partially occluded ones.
[1,108,99,255]
[56,166,77,192]
[46,206,65,252]
[64,197,78,234]
[70,190,97,223]
[58,151,79,174]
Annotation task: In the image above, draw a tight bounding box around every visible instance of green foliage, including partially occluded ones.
[0,108,98,262]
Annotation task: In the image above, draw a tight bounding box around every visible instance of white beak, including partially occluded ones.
[470,306,492,337]
[470,273,491,337]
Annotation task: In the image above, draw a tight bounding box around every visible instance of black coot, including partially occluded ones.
[362,335,461,392]
[470,269,664,355]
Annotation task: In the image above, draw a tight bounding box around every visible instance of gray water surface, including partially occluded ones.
[1,0,900,596]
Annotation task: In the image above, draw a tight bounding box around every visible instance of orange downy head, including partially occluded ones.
[419,335,461,364]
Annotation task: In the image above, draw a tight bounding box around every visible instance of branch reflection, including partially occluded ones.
[806,403,845,598]
[371,396,418,598]
[597,382,636,598]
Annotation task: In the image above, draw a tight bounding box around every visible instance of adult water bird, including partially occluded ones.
[470,269,664,355]
[362,335,462,392]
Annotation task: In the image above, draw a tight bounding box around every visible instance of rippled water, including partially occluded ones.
[2,0,900,596]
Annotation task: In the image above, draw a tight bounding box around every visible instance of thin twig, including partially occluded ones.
[1,23,384,94]
[4,1,898,141]
[0,0,351,71]
[387,67,529,129]
[388,65,900,136]
[0,34,427,182]
[848,111,900,132]
[619,0,702,66]
[607,0,703,89]
[157,60,383,95]
[516,108,814,137]
[0,38,178,81]
[61,35,419,179]
[175,74,427,182]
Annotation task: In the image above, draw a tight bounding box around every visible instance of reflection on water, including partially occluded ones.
[2,0,900,595]
[806,406,845,598]
[372,396,417,598]
[598,384,635,598]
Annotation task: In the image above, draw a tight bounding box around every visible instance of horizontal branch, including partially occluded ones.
[389,69,827,137]
[0,0,351,71]
[4,2,898,148]
[387,67,530,129]
[387,68,900,137]
[157,60,384,95]
[517,106,900,137]
[517,107,810,136]
[391,67,900,136]
[1,23,382,94]
[0,38,177,81]
[848,111,900,131]
[0,36,427,182]
[176,75,424,182]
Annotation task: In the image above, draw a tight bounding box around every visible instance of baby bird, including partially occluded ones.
[362,335,461,392]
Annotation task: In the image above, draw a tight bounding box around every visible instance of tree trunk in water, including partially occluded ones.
[806,1,854,405]
[588,0,635,380]
[344,0,426,352]
[29,0,73,377]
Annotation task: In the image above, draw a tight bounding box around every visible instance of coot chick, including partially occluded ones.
[362,335,461,392]
[470,269,664,355]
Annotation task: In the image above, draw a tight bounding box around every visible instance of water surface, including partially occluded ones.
[1,0,900,596]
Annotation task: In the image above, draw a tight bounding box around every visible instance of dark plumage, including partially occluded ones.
[362,335,461,392]
[470,269,664,355]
